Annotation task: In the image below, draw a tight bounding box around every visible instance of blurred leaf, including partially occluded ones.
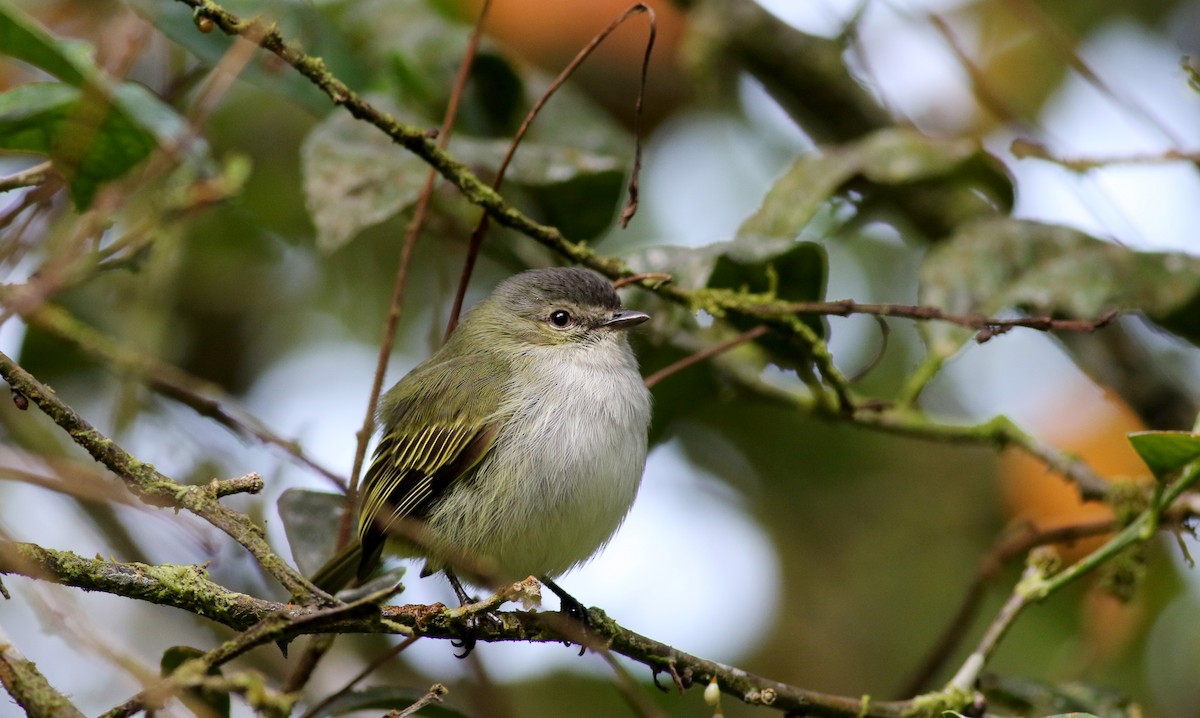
[983,674,1137,718]
[278,488,345,576]
[0,0,93,84]
[711,240,827,366]
[342,0,468,114]
[1127,431,1200,480]
[161,646,230,718]
[300,105,430,252]
[312,686,467,717]
[301,106,626,250]
[0,84,151,207]
[0,3,198,207]
[918,218,1200,354]
[126,0,334,114]
[738,127,1008,246]
[458,52,525,137]
[452,137,625,240]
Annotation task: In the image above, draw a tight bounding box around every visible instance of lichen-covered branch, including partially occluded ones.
[1,542,924,717]
[0,623,86,718]
[0,350,319,602]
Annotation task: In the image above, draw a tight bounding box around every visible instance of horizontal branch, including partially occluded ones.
[1,543,920,717]
[750,300,1117,341]
[1011,138,1200,170]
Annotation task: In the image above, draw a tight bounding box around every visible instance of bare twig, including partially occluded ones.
[899,518,1116,695]
[390,683,448,718]
[0,161,55,192]
[748,299,1117,339]
[597,649,670,718]
[12,299,346,489]
[946,463,1200,693]
[1011,139,1200,171]
[927,13,1032,130]
[298,637,421,718]
[445,3,657,337]
[643,326,768,389]
[342,0,494,550]
[612,272,671,289]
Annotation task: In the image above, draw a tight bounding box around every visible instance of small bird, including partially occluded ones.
[312,267,652,621]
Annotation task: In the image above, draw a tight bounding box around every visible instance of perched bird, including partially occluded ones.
[313,267,652,622]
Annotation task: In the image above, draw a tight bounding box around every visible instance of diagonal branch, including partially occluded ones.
[0,350,321,603]
[0,623,86,718]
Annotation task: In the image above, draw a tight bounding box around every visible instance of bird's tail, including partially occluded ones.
[310,540,364,595]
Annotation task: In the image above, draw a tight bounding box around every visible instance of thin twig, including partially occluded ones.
[945,463,1200,693]
[390,683,448,718]
[748,299,1117,339]
[1010,138,1200,171]
[899,518,1116,695]
[298,637,421,718]
[597,649,670,718]
[11,298,346,489]
[643,326,768,389]
[612,272,671,289]
[444,3,656,338]
[927,13,1032,131]
[102,581,407,718]
[341,0,494,549]
[0,161,55,192]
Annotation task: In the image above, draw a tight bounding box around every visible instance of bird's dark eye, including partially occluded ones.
[548,310,572,328]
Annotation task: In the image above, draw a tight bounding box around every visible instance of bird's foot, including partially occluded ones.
[540,576,595,655]
[450,610,504,658]
[444,570,509,659]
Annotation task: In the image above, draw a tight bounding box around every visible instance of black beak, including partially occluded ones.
[602,310,650,330]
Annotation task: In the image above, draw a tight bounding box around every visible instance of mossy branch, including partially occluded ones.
[0,350,320,603]
[0,623,86,718]
[2,541,924,717]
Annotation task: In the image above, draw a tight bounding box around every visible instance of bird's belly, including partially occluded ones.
[426,367,649,581]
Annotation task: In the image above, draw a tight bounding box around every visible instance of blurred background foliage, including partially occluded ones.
[1,0,1200,716]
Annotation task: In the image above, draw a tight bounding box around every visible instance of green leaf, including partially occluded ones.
[0,3,199,207]
[918,217,1200,353]
[451,137,625,240]
[312,686,468,718]
[458,52,525,137]
[1128,431,1200,480]
[711,240,828,366]
[300,106,431,252]
[125,0,341,114]
[0,0,92,85]
[277,488,346,576]
[736,127,1008,246]
[0,84,154,207]
[301,106,627,250]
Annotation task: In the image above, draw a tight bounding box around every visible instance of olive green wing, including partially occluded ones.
[355,355,506,581]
